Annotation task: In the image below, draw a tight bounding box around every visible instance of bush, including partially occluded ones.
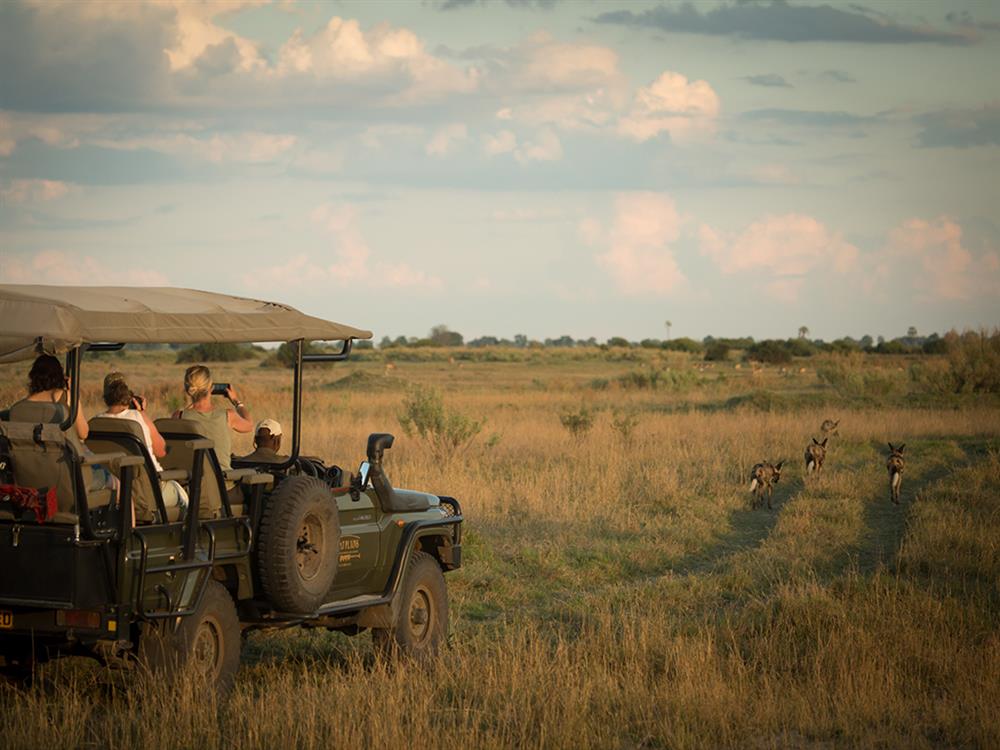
[175,343,257,364]
[704,342,730,362]
[397,386,484,462]
[662,337,702,353]
[606,337,631,348]
[611,410,640,444]
[746,340,792,365]
[559,406,594,439]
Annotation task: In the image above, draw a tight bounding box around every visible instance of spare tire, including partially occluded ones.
[257,476,340,613]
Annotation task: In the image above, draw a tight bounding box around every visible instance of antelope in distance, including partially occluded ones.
[805,437,828,474]
[820,419,840,438]
[749,461,783,510]
[887,443,905,504]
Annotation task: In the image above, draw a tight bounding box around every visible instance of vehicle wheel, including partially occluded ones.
[137,579,241,698]
[372,551,448,662]
[257,476,340,613]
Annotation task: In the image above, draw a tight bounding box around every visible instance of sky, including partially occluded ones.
[1,0,998,343]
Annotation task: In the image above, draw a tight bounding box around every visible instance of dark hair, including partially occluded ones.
[103,373,132,408]
[28,354,66,394]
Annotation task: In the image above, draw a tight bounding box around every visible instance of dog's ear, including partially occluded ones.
[775,460,784,470]
[898,444,905,453]
[821,438,828,447]
[888,442,895,452]
[813,437,820,445]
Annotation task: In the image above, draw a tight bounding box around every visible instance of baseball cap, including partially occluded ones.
[255,418,282,436]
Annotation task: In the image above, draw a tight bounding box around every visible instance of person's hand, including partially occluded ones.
[225,385,239,404]
[131,395,147,412]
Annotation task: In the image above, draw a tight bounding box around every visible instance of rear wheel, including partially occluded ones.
[138,579,241,698]
[257,476,341,613]
[372,551,448,662]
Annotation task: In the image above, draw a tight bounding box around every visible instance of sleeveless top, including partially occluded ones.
[180,407,233,472]
[8,397,86,455]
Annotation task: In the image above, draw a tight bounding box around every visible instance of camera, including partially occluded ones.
[211,382,230,396]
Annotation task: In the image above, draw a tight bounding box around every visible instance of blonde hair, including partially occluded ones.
[184,365,212,404]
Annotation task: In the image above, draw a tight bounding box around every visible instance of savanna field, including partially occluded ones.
[2,342,998,749]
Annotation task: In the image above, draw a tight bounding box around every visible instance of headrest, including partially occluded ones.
[154,418,207,437]
[8,400,68,425]
[89,416,146,441]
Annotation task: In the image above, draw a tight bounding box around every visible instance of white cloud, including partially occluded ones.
[0,250,169,285]
[506,32,621,93]
[881,216,998,301]
[276,17,477,101]
[94,131,297,163]
[483,128,563,163]
[618,71,720,143]
[243,203,445,292]
[426,123,468,156]
[484,130,517,156]
[699,214,858,277]
[1,179,70,204]
[592,192,687,295]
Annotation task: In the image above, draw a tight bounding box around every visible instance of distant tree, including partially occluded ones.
[513,334,528,348]
[546,335,575,348]
[860,335,874,349]
[907,326,918,338]
[468,336,500,348]
[354,340,373,349]
[379,336,394,349]
[747,340,792,364]
[662,337,702,353]
[175,343,256,364]
[704,342,729,361]
[798,325,810,339]
[607,336,631,348]
[429,325,463,347]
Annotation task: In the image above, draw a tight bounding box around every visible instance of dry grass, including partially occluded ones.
[1,351,998,748]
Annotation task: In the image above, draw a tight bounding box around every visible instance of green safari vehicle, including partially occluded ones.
[0,285,462,694]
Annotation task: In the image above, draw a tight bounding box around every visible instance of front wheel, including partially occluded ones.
[372,551,448,662]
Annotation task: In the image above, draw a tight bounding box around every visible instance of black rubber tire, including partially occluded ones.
[372,551,448,662]
[257,476,340,613]
[137,579,241,698]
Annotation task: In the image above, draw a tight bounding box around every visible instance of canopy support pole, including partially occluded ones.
[60,347,81,432]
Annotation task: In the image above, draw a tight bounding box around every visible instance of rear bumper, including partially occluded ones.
[0,605,118,656]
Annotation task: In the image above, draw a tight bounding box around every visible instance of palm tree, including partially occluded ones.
[665,320,672,341]
[798,325,809,340]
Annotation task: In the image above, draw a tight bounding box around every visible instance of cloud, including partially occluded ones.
[93,131,297,163]
[741,108,873,128]
[425,123,468,156]
[502,32,620,93]
[243,203,445,292]
[819,69,856,83]
[0,250,169,285]
[743,73,792,88]
[880,216,1000,300]
[618,71,720,143]
[699,214,858,282]
[915,104,1000,148]
[594,2,975,45]
[276,16,477,101]
[439,0,557,9]
[589,192,687,295]
[1,179,70,203]
[483,128,562,163]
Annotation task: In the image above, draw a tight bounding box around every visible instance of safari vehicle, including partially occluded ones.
[0,285,462,693]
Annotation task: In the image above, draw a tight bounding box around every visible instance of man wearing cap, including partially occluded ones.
[235,419,288,465]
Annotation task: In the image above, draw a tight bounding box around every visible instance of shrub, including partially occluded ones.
[704,342,730,362]
[397,386,484,462]
[606,337,631,348]
[559,406,594,439]
[661,337,702,353]
[175,343,257,364]
[746,340,792,365]
[611,410,640,444]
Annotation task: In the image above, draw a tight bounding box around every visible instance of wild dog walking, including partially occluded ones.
[821,419,840,438]
[805,437,828,474]
[749,461,783,509]
[886,443,905,504]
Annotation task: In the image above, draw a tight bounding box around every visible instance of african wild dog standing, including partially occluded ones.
[805,437,828,474]
[886,443,905,504]
[749,460,783,510]
[821,419,840,438]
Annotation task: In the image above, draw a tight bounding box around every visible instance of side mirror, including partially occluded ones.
[357,460,371,491]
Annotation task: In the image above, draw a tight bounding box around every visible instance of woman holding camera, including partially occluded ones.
[175,365,253,476]
[97,372,188,518]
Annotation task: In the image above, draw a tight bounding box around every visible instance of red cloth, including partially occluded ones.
[0,484,57,523]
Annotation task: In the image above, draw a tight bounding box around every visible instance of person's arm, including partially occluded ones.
[59,386,89,440]
[133,396,166,458]
[224,385,254,433]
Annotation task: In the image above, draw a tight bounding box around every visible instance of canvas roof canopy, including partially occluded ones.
[0,285,372,362]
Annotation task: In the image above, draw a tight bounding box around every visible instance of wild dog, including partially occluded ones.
[886,443,905,504]
[749,460,783,510]
[820,419,840,438]
[805,437,828,474]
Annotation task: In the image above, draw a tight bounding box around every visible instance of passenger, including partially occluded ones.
[175,365,253,505]
[96,372,188,520]
[235,419,288,465]
[12,354,88,441]
[9,354,112,491]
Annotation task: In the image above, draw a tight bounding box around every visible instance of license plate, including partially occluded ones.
[0,611,12,629]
